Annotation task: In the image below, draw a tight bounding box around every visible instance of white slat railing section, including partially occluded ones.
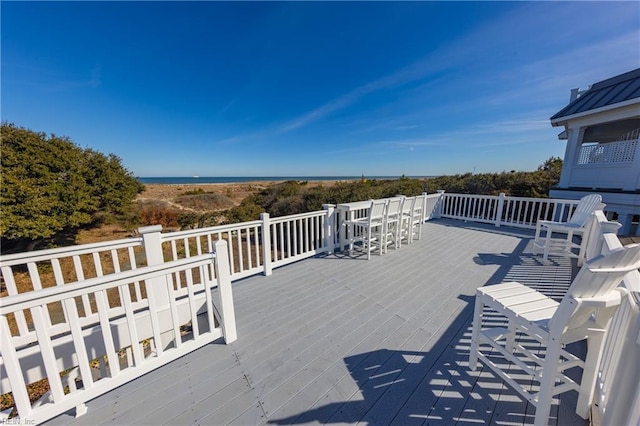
[0,241,236,425]
[161,220,264,281]
[581,211,640,426]
[438,192,581,229]
[0,238,145,347]
[269,210,329,268]
[440,193,500,224]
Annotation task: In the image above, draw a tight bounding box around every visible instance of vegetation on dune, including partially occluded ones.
[173,157,562,229]
[0,123,144,254]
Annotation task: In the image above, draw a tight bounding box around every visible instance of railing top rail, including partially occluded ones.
[269,210,328,223]
[444,193,499,199]
[0,253,216,314]
[336,200,374,209]
[161,220,263,241]
[0,237,143,266]
[442,193,582,204]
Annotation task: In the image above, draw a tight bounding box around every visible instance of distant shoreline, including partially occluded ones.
[137,176,436,185]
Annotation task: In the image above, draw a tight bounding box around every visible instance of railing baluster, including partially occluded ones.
[27,263,43,291]
[236,227,243,273]
[119,281,144,367]
[128,246,143,303]
[227,231,235,275]
[245,227,252,270]
[145,277,164,357]
[31,304,66,401]
[62,297,95,388]
[516,199,523,224]
[2,266,30,335]
[165,274,182,349]
[253,225,261,266]
[196,236,203,255]
[294,219,299,255]
[92,252,104,277]
[202,263,216,332]
[171,240,178,261]
[72,255,93,316]
[95,290,120,377]
[183,237,191,258]
[185,266,200,339]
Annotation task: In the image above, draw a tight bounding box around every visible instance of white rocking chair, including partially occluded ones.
[533,194,602,263]
[469,243,640,425]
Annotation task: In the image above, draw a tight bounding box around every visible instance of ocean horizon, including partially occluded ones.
[137,176,436,184]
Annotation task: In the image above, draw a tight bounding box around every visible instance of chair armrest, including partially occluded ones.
[574,288,628,308]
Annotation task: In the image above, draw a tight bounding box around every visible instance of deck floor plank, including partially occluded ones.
[45,220,586,426]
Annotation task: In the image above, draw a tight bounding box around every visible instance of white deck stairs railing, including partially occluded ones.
[1,192,638,424]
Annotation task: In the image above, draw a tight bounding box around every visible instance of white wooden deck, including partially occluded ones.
[45,219,586,425]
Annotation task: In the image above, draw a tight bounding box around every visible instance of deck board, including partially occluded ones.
[45,219,586,425]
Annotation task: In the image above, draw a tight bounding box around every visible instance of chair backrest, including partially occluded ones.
[402,196,415,215]
[413,195,425,217]
[369,199,388,223]
[386,197,403,218]
[568,194,603,226]
[549,243,640,332]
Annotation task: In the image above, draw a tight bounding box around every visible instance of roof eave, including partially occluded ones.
[550,98,640,127]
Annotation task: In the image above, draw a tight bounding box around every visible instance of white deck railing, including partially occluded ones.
[439,193,581,229]
[0,241,236,424]
[1,192,637,424]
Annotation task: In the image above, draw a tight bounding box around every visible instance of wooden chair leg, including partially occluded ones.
[534,339,562,425]
[575,332,605,419]
[534,223,543,255]
[469,295,484,371]
[543,226,552,262]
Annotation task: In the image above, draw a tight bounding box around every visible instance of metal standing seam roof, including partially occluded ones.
[550,68,640,122]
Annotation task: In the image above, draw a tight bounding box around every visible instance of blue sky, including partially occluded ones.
[2,1,639,178]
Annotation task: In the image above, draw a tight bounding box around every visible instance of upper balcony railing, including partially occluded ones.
[577,137,638,165]
[569,128,640,191]
[1,192,637,424]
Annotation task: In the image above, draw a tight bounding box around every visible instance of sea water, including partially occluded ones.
[137,176,434,184]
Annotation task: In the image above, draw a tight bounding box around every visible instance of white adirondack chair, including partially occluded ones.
[346,199,387,260]
[533,194,603,263]
[469,243,640,425]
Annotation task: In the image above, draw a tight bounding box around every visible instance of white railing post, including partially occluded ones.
[139,225,171,309]
[436,190,445,219]
[421,192,428,222]
[261,213,273,276]
[495,193,506,227]
[323,204,336,254]
[213,240,237,343]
